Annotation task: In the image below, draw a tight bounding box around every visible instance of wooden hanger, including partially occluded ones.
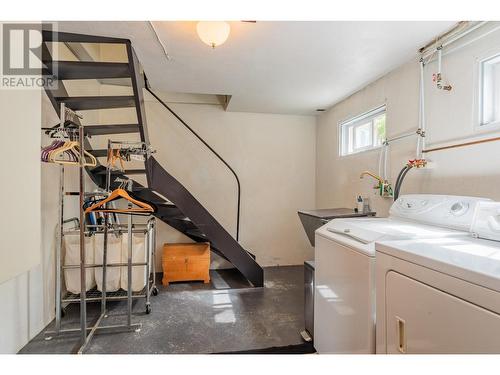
[84,188,154,214]
[107,148,125,170]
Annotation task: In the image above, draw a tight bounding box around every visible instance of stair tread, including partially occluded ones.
[185,228,206,238]
[46,61,131,80]
[88,149,107,157]
[55,96,136,110]
[131,188,171,205]
[93,168,145,175]
[85,124,139,136]
[42,30,130,44]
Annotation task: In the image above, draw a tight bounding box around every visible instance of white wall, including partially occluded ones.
[0,23,41,352]
[316,23,500,217]
[0,37,103,353]
[90,85,317,267]
[145,95,317,266]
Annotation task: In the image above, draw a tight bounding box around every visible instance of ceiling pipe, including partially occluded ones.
[419,21,488,60]
[148,21,171,61]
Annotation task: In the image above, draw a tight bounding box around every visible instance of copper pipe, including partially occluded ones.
[423,136,500,154]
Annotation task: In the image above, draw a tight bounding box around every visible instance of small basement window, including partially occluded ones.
[340,105,386,156]
[479,53,500,127]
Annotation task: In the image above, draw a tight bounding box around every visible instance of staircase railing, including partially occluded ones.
[143,74,241,241]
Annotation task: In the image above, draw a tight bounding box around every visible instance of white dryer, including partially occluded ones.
[314,194,490,354]
[375,201,500,354]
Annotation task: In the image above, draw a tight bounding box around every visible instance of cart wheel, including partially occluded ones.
[152,287,159,296]
[146,304,151,314]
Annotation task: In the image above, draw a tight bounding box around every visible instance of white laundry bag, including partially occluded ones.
[63,234,96,294]
[120,233,148,292]
[94,233,122,292]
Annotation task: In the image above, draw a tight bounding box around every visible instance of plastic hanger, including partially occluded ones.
[84,188,154,214]
[50,141,97,166]
[49,141,78,165]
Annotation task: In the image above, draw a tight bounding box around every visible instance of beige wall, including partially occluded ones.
[145,94,317,266]
[0,22,42,353]
[316,23,500,217]
[90,85,317,267]
[0,39,103,353]
[0,86,42,353]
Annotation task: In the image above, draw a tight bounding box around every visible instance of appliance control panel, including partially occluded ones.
[471,201,500,241]
[390,194,491,231]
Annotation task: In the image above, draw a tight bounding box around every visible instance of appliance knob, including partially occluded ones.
[450,202,469,216]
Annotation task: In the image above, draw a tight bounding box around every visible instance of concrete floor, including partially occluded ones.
[19,265,305,354]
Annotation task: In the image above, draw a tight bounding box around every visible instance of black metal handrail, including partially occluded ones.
[143,74,241,241]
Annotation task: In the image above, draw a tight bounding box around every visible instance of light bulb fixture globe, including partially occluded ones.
[196,21,230,48]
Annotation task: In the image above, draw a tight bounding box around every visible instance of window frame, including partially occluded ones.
[475,51,500,132]
[338,105,387,157]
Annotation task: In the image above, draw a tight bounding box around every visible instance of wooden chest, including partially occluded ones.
[162,242,210,286]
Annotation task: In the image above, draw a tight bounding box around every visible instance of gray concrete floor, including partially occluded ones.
[19,265,305,354]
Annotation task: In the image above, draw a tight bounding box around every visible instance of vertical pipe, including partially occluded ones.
[106,139,112,192]
[55,164,64,333]
[127,204,133,327]
[145,222,151,306]
[101,219,108,314]
[78,118,87,345]
[421,59,426,156]
[150,219,156,289]
[437,47,442,75]
[151,219,156,288]
[383,144,388,181]
[101,139,111,315]
[378,145,384,179]
[417,59,426,159]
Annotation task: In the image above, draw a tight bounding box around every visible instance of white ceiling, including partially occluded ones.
[57,21,455,115]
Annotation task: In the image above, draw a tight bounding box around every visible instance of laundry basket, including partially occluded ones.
[94,233,122,292]
[120,233,148,292]
[63,234,96,294]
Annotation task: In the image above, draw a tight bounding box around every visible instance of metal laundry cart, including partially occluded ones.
[43,104,158,353]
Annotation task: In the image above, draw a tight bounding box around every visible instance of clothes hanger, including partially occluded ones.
[107,148,125,170]
[50,141,97,166]
[41,140,66,162]
[49,141,80,165]
[73,144,97,167]
[84,188,154,214]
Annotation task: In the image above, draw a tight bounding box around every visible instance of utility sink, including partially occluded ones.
[297,208,376,246]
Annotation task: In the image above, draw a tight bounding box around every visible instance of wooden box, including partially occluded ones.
[162,242,210,286]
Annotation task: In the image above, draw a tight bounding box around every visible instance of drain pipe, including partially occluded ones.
[434,46,452,91]
[378,141,389,181]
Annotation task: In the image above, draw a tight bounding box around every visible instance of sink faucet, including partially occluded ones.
[360,171,393,198]
[360,171,384,184]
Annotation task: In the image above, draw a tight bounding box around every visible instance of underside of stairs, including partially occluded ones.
[42,30,264,287]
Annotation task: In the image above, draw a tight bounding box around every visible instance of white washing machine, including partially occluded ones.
[375,201,500,354]
[313,194,490,354]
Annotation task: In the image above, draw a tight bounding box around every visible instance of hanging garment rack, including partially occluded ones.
[43,104,158,354]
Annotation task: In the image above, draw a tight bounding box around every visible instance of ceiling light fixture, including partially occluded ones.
[196,21,230,49]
